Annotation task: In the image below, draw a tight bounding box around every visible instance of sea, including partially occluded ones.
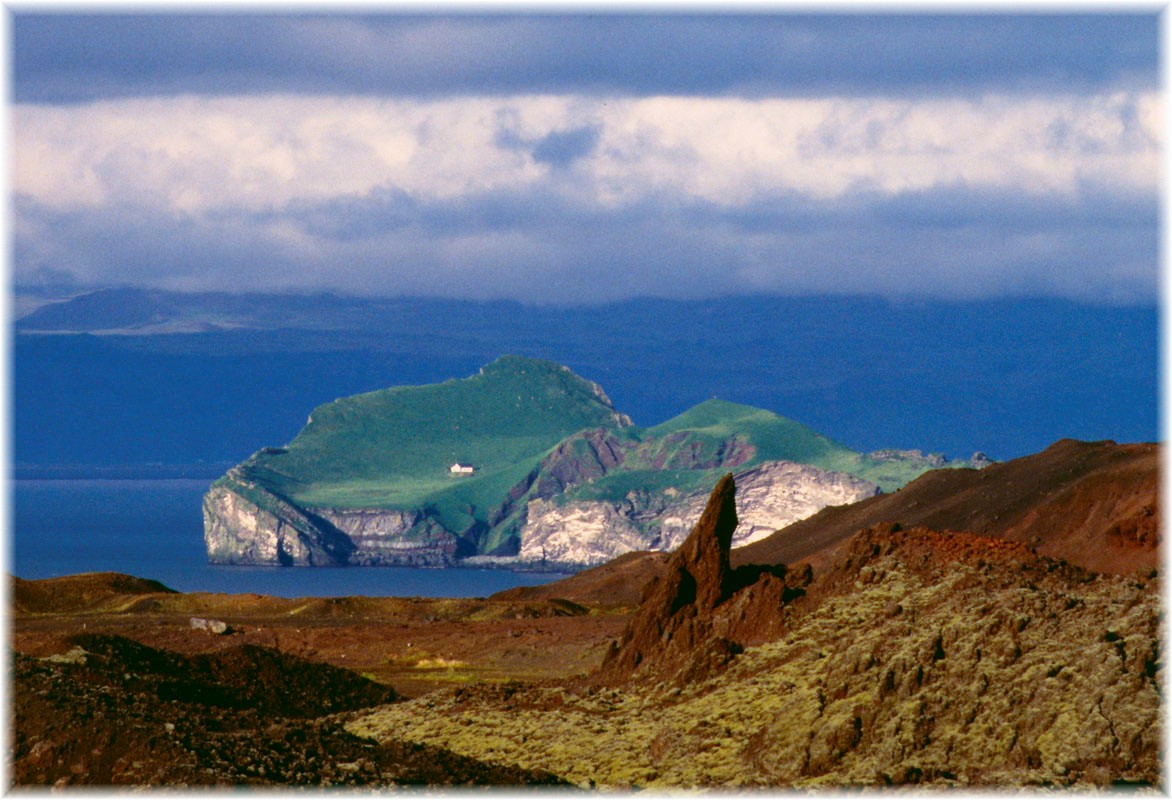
[10,479,568,598]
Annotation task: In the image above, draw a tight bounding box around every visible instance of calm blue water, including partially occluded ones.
[10,479,566,598]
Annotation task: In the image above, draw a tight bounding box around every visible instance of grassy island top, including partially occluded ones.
[222,356,962,531]
[230,355,631,511]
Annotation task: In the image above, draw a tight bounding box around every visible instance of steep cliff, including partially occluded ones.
[205,473,476,568]
[512,460,878,568]
[203,474,355,566]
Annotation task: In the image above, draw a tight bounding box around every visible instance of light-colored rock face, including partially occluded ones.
[203,480,463,567]
[516,460,881,568]
[518,499,652,567]
[661,461,880,551]
[205,459,879,570]
[203,484,320,566]
[309,507,461,565]
[310,508,421,551]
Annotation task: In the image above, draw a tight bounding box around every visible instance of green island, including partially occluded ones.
[206,355,982,566]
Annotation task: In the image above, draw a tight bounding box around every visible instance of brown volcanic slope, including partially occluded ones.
[732,439,1159,575]
[13,572,176,614]
[12,572,630,698]
[491,550,670,607]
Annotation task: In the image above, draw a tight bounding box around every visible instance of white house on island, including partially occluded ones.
[449,463,476,475]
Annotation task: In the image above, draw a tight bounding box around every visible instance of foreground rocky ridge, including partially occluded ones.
[350,474,1162,788]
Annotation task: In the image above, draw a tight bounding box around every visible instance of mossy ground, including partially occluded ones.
[347,555,1162,789]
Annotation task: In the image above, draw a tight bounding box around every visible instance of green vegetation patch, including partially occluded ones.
[647,398,854,468]
[225,357,629,535]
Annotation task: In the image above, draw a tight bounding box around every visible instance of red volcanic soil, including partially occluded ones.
[732,439,1159,575]
[11,442,1162,789]
[13,572,176,613]
[813,523,1044,589]
[11,634,567,787]
[10,574,617,786]
[491,550,670,606]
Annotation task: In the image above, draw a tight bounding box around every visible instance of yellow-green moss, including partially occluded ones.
[346,557,1162,789]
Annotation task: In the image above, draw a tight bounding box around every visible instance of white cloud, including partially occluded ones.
[14,91,1159,217]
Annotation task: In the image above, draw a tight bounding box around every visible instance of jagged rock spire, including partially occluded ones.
[677,472,738,610]
[595,473,742,684]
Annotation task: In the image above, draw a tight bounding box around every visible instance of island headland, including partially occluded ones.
[204,355,988,570]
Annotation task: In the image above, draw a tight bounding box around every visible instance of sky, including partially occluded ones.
[9,11,1162,305]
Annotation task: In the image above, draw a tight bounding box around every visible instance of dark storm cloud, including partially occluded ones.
[11,13,1159,306]
[279,187,421,241]
[12,13,1158,103]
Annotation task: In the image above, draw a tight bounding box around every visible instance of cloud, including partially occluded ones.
[494,113,602,169]
[12,14,1158,103]
[13,92,1158,213]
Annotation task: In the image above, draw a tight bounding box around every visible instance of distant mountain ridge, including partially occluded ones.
[204,356,984,570]
[15,287,392,334]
